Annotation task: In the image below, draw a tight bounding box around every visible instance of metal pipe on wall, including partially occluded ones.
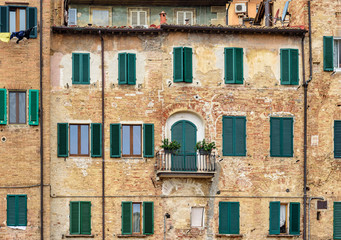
[302,34,307,240]
[39,0,44,239]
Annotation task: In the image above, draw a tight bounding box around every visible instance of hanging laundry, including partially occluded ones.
[0,33,11,43]
[10,27,35,44]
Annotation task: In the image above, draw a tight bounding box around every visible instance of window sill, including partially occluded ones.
[267,234,300,238]
[117,234,148,238]
[65,235,94,238]
[216,234,243,238]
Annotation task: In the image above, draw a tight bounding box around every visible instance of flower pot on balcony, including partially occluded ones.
[199,149,211,155]
[164,149,176,155]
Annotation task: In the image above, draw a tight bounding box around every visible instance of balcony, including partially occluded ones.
[155,151,216,179]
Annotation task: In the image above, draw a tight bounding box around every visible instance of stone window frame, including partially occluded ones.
[191,206,205,228]
[121,124,142,158]
[127,8,150,26]
[174,8,196,25]
[69,124,90,157]
[89,6,112,26]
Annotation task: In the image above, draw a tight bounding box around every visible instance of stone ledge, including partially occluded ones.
[267,234,300,238]
[117,235,148,238]
[65,235,95,238]
[216,234,243,238]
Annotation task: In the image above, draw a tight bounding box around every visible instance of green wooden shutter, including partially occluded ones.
[289,202,300,235]
[127,53,136,85]
[0,6,9,33]
[334,202,341,239]
[70,202,80,234]
[122,201,132,235]
[110,123,121,157]
[143,202,154,235]
[335,121,341,158]
[229,202,240,234]
[281,49,290,85]
[184,47,193,83]
[225,48,234,84]
[91,123,102,157]
[82,53,90,84]
[290,49,299,85]
[72,53,80,84]
[17,195,27,226]
[219,202,229,234]
[0,88,7,125]
[27,7,37,38]
[270,118,281,157]
[80,202,91,235]
[223,116,234,156]
[235,48,244,84]
[7,195,16,226]
[143,124,154,158]
[118,53,127,84]
[58,123,69,157]
[269,201,280,235]
[324,36,334,71]
[282,118,293,157]
[28,90,39,126]
[173,47,184,82]
[235,117,246,156]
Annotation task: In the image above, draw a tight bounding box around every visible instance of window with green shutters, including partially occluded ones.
[224,47,244,84]
[222,116,246,156]
[335,121,341,158]
[334,202,341,239]
[0,88,7,125]
[118,53,136,85]
[0,6,37,38]
[173,47,193,83]
[28,90,39,126]
[270,117,293,157]
[121,201,154,235]
[323,36,341,71]
[269,201,300,235]
[280,49,299,85]
[7,195,27,226]
[219,202,240,234]
[110,123,154,158]
[70,201,91,235]
[72,53,90,84]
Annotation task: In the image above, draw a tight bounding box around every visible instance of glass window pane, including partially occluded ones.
[80,125,89,155]
[10,11,16,33]
[339,40,341,68]
[18,92,26,124]
[132,204,141,233]
[9,92,16,123]
[334,40,338,68]
[122,126,130,155]
[92,10,109,26]
[280,205,287,233]
[70,125,78,155]
[19,9,26,31]
[191,207,204,227]
[133,126,141,155]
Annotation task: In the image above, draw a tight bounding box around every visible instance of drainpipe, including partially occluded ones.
[39,0,44,239]
[308,0,313,83]
[301,34,307,240]
[308,197,324,240]
[100,31,105,240]
[226,1,232,25]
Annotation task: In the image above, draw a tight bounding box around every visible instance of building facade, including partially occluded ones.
[0,0,340,239]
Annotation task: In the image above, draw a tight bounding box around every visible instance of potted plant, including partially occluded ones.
[160,138,181,154]
[195,139,216,155]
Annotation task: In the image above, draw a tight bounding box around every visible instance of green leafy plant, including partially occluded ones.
[195,139,216,153]
[160,138,181,151]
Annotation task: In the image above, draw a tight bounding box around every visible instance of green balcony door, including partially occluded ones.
[171,120,197,171]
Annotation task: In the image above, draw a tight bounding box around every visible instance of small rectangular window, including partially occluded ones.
[269,201,300,235]
[176,11,194,25]
[219,202,240,234]
[225,48,244,84]
[70,201,91,235]
[9,91,26,124]
[270,117,293,157]
[191,207,204,228]
[118,53,136,85]
[222,116,246,156]
[173,47,193,83]
[280,49,299,85]
[7,195,27,226]
[9,8,26,33]
[122,125,141,157]
[280,203,288,233]
[128,8,149,26]
[91,8,110,26]
[69,124,89,156]
[72,53,90,84]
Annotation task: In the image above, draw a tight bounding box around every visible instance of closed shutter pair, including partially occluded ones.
[323,36,334,71]
[118,53,136,85]
[222,116,246,156]
[121,201,154,235]
[269,202,300,235]
[57,123,102,157]
[0,89,39,125]
[70,201,91,235]
[110,123,154,158]
[0,6,37,38]
[173,47,193,83]
[7,195,27,226]
[270,117,293,157]
[219,202,240,234]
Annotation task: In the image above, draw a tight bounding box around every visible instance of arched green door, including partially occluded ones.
[171,120,197,171]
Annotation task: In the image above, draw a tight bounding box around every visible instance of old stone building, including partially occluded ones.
[0,0,340,239]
